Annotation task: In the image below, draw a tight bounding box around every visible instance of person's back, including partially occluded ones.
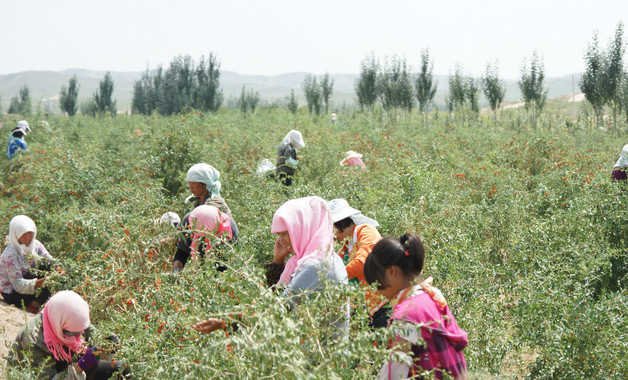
[283,253,349,340]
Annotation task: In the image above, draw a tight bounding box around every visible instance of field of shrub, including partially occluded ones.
[1,108,626,379]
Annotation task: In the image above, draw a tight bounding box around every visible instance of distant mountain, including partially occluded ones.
[0,69,583,114]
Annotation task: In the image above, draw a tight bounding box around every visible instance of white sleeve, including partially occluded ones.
[378,360,411,380]
[51,364,87,380]
[377,321,422,380]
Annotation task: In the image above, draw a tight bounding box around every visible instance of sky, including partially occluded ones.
[1,0,626,79]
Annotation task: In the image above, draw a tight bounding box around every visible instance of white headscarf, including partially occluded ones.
[8,215,37,256]
[17,120,30,132]
[282,130,305,149]
[186,163,222,198]
[615,144,628,168]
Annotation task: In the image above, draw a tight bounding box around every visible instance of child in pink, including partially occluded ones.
[364,234,468,379]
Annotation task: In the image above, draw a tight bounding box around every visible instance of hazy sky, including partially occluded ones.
[1,0,626,79]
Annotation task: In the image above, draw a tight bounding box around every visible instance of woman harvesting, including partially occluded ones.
[172,205,238,272]
[1,215,60,313]
[7,290,124,379]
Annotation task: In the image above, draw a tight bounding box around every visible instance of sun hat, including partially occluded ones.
[331,113,337,121]
[327,199,379,227]
[339,151,363,166]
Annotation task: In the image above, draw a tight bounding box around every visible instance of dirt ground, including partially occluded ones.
[0,300,33,363]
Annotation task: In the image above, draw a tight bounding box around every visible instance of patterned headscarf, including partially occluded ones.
[281,130,305,149]
[186,163,222,198]
[42,291,90,362]
[271,196,334,285]
[8,215,37,256]
[188,205,232,253]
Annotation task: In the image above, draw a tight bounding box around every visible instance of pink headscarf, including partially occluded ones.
[42,291,91,362]
[189,205,232,253]
[271,196,335,285]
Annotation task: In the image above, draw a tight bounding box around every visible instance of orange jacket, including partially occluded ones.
[337,224,382,284]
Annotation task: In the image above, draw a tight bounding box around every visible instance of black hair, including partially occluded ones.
[363,234,425,290]
[333,217,354,233]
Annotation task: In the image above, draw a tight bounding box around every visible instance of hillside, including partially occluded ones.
[0,69,583,114]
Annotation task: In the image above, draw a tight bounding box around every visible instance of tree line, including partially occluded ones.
[131,54,223,116]
[3,22,628,130]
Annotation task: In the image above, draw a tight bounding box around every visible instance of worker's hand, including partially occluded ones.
[34,277,46,289]
[77,347,99,372]
[273,238,292,265]
[191,318,225,335]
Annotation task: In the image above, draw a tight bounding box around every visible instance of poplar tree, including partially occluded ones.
[481,62,506,122]
[466,76,480,118]
[519,51,547,129]
[355,53,379,111]
[580,32,605,127]
[8,85,31,115]
[287,89,298,115]
[302,75,322,115]
[378,56,413,112]
[320,73,334,115]
[415,49,437,125]
[603,22,625,129]
[59,75,80,116]
[448,65,466,119]
[94,72,116,116]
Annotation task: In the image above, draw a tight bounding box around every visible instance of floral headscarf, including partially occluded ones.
[42,291,90,362]
[271,196,334,285]
[8,215,37,256]
[186,163,222,198]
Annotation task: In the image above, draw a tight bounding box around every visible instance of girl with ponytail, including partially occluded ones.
[364,234,468,380]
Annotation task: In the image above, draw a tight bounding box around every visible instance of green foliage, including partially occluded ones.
[415,49,438,118]
[377,56,413,112]
[519,51,548,129]
[8,85,31,115]
[603,22,625,127]
[132,54,223,116]
[2,110,627,379]
[481,61,506,116]
[59,75,80,116]
[287,89,298,115]
[301,74,322,115]
[93,72,117,116]
[465,76,480,116]
[237,86,261,115]
[355,53,379,111]
[320,73,334,115]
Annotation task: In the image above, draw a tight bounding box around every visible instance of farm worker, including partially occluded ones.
[611,143,628,181]
[327,199,388,327]
[172,205,238,273]
[192,196,349,340]
[364,234,468,380]
[7,290,126,380]
[185,163,232,216]
[339,150,366,169]
[7,120,30,160]
[330,113,338,123]
[0,215,63,313]
[275,130,305,186]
